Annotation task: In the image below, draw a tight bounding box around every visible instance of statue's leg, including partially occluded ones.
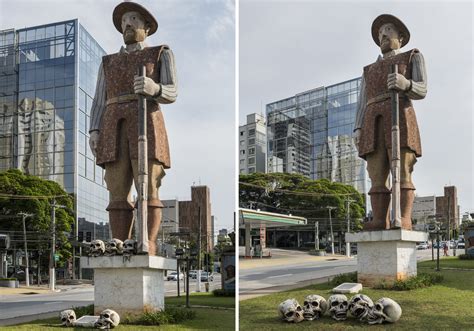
[132,160,165,255]
[104,122,134,241]
[364,119,391,231]
[399,148,417,230]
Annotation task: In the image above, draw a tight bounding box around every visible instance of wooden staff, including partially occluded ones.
[391,64,401,228]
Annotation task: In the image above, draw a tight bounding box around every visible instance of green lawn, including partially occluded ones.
[240,260,474,330]
[5,294,235,330]
[418,256,474,270]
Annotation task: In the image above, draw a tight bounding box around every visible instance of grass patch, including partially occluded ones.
[212,289,236,297]
[123,307,196,325]
[459,254,474,260]
[374,273,443,290]
[166,292,235,308]
[329,272,357,286]
[72,304,94,317]
[418,256,474,269]
[240,264,474,330]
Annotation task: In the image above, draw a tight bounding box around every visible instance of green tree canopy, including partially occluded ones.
[0,169,75,266]
[239,173,366,231]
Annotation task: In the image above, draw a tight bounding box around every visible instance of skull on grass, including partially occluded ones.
[278,298,304,323]
[105,238,124,256]
[367,297,402,324]
[349,294,374,321]
[60,309,76,327]
[303,294,327,320]
[328,294,349,321]
[94,309,120,329]
[123,239,137,256]
[89,240,105,257]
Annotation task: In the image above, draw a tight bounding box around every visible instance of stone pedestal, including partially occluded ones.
[81,255,176,316]
[345,229,428,287]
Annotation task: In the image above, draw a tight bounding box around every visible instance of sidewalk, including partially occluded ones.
[0,283,93,296]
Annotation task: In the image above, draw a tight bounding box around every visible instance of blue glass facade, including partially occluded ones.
[267,78,369,195]
[0,20,108,238]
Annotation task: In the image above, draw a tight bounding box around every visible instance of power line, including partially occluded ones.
[0,193,70,200]
[239,181,359,197]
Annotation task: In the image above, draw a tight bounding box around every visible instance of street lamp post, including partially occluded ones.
[19,212,34,287]
[326,207,336,255]
[345,199,354,258]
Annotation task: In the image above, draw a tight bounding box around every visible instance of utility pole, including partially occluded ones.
[196,207,202,292]
[314,221,319,251]
[345,199,354,258]
[327,206,336,255]
[49,199,56,291]
[19,212,33,287]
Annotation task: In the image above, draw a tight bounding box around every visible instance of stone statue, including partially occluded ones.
[89,2,177,255]
[354,14,427,231]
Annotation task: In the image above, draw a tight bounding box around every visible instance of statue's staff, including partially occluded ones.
[137,65,149,253]
[390,63,401,229]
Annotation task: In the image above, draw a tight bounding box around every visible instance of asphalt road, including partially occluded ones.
[0,274,221,326]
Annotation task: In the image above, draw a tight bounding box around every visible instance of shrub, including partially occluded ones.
[213,289,235,297]
[375,273,443,291]
[73,305,94,317]
[459,254,474,260]
[329,272,357,286]
[124,307,196,325]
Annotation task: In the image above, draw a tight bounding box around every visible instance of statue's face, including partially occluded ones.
[378,23,402,53]
[121,11,149,45]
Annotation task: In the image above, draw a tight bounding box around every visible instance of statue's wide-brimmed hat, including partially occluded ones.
[113,2,158,36]
[371,14,410,47]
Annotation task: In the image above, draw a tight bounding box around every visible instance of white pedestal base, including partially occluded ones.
[81,255,176,316]
[345,230,428,287]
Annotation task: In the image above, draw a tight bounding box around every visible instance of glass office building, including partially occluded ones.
[267,78,369,195]
[0,20,108,240]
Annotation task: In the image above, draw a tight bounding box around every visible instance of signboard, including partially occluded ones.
[260,225,266,249]
[54,254,60,262]
[221,252,235,292]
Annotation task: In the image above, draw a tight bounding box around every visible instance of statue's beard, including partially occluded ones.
[123,28,147,45]
[380,38,401,53]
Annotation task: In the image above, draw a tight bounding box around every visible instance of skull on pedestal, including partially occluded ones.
[367,297,402,324]
[278,299,304,323]
[328,294,349,321]
[94,309,120,329]
[303,294,327,320]
[89,240,105,257]
[349,294,374,321]
[105,238,124,256]
[60,309,76,327]
[123,239,137,256]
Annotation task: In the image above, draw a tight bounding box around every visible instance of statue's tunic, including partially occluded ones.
[95,45,170,168]
[358,49,422,159]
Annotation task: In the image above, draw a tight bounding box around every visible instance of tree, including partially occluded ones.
[0,169,75,267]
[239,173,366,231]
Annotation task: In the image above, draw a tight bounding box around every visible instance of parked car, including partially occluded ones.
[167,272,184,281]
[416,242,429,250]
[200,272,214,282]
[189,270,197,279]
[457,242,465,249]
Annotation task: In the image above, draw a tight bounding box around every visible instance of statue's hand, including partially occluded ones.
[354,129,361,150]
[89,131,99,157]
[387,73,410,92]
[134,75,161,97]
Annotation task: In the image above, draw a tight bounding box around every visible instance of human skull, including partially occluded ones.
[349,294,374,321]
[303,294,327,320]
[328,294,349,321]
[89,240,105,257]
[278,299,304,323]
[123,239,137,256]
[94,309,120,329]
[367,297,402,324]
[60,309,76,327]
[105,238,124,256]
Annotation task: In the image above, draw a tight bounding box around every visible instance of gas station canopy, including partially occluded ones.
[239,208,307,228]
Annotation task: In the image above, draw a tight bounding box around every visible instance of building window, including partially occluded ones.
[248,138,255,145]
[249,147,255,155]
[240,140,245,146]
[248,128,255,137]
[248,157,255,165]
[248,167,256,174]
[240,131,243,136]
[241,150,245,155]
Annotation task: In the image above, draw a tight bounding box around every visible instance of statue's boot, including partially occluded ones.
[147,199,163,256]
[400,185,415,230]
[107,201,134,241]
[363,187,391,231]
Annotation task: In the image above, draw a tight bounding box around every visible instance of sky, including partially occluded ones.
[240,0,474,216]
[0,0,236,232]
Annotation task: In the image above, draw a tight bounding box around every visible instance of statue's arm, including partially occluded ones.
[155,48,178,104]
[89,62,106,133]
[406,51,427,100]
[354,75,367,132]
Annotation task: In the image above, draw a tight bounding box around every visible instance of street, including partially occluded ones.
[0,274,221,326]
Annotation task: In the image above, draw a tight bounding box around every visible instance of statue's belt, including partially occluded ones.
[366,92,407,107]
[106,94,158,106]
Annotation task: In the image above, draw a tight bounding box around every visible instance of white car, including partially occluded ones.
[167,272,184,281]
[416,242,429,250]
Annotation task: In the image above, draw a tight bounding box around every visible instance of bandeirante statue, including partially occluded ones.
[354,14,427,231]
[89,2,177,255]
